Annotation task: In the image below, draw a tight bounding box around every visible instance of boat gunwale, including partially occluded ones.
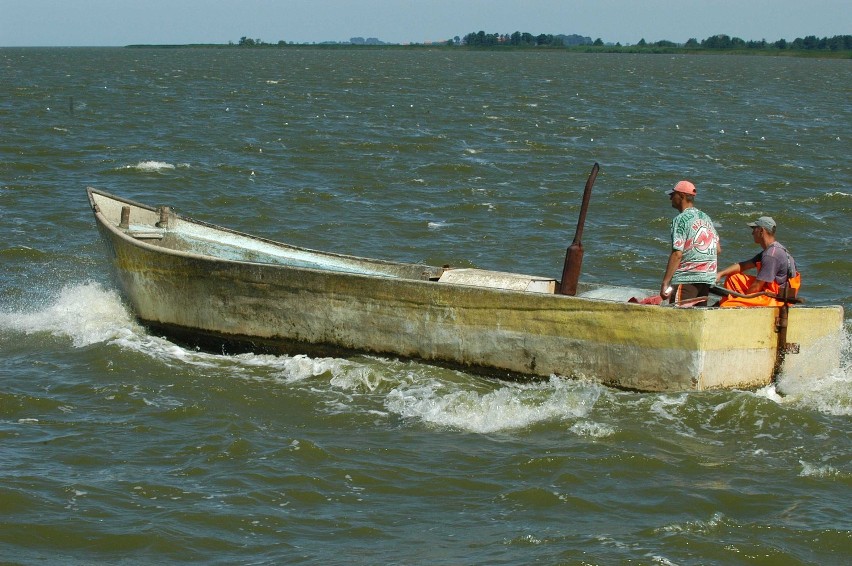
[88,187,658,305]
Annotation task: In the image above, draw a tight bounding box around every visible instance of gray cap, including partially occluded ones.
[747,216,776,230]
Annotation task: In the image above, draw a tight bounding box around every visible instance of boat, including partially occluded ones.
[87,187,844,392]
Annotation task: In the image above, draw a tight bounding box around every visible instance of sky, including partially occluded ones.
[1,0,849,47]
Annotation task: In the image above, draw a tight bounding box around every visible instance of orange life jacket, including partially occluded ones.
[719,270,801,308]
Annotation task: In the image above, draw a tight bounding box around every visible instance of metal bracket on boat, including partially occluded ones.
[774,312,799,355]
[424,265,449,281]
[119,206,130,229]
[156,206,171,228]
[118,204,164,239]
[129,231,165,240]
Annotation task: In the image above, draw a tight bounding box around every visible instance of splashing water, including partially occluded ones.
[2,282,849,426]
[0,282,138,347]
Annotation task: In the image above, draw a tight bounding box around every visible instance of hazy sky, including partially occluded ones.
[2,0,849,47]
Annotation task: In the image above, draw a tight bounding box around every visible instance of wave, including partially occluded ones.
[0,246,52,261]
[118,161,190,173]
[385,375,604,434]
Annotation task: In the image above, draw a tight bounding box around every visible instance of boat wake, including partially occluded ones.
[766,328,852,417]
[2,282,850,430]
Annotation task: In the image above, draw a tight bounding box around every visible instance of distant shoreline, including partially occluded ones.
[120,43,851,59]
[118,43,852,59]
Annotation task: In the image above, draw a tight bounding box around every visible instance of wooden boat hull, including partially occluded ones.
[88,188,844,392]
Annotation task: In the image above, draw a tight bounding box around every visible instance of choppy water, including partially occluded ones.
[1,47,850,564]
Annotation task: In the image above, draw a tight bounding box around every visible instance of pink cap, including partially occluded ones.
[667,180,697,196]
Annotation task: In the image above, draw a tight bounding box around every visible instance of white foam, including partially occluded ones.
[648,393,688,422]
[125,160,176,172]
[659,512,726,534]
[329,364,392,392]
[799,460,842,479]
[570,420,616,438]
[384,376,602,433]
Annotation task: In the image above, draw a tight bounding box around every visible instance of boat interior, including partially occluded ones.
[89,188,665,303]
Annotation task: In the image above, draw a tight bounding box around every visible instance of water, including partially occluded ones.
[1,47,850,564]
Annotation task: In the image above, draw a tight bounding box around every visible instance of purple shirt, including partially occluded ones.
[751,242,796,286]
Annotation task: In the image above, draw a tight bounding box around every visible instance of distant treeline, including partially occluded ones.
[460,32,591,47]
[221,33,852,54]
[461,31,852,52]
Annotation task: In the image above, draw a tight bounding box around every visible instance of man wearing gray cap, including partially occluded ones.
[715,216,801,308]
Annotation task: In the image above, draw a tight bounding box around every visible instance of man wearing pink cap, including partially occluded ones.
[660,180,720,304]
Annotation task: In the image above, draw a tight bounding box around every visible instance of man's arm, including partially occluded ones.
[660,249,682,298]
[716,260,756,282]
[747,277,768,293]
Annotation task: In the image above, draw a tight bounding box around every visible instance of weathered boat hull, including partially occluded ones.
[88,188,844,392]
